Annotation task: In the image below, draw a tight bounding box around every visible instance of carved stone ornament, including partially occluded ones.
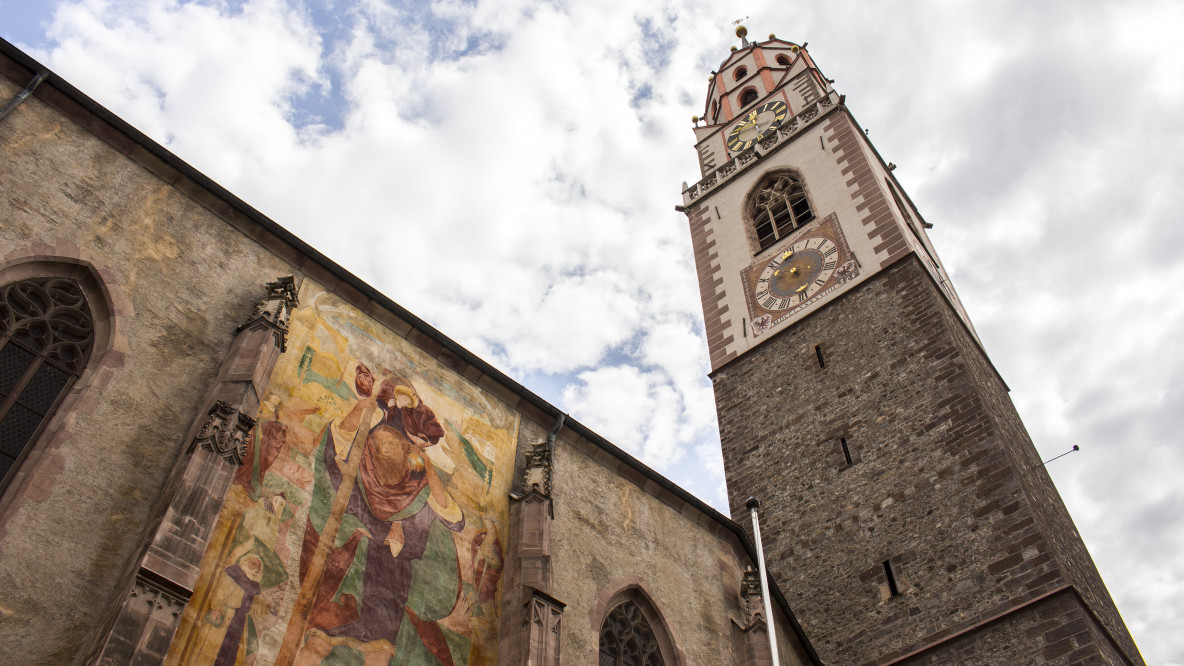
[599,601,664,666]
[130,573,190,614]
[195,400,256,465]
[238,275,299,352]
[526,590,566,666]
[521,443,552,497]
[740,565,766,626]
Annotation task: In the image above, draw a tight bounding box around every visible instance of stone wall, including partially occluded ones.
[900,589,1127,665]
[0,64,296,663]
[713,256,1140,664]
[549,435,813,665]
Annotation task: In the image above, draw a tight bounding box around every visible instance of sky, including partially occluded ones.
[2,0,1182,662]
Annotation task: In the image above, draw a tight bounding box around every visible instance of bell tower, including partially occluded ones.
[683,26,1144,664]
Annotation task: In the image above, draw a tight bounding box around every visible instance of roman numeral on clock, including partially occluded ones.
[823,246,838,257]
[762,297,778,309]
[814,279,826,286]
[823,260,836,270]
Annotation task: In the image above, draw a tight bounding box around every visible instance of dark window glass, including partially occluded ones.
[0,343,34,394]
[749,173,816,251]
[0,278,94,489]
[740,89,759,106]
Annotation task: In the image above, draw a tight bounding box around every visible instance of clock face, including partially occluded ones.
[753,237,840,311]
[727,100,788,153]
[741,214,861,337]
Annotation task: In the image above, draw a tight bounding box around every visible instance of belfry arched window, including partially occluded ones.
[749,171,816,251]
[599,601,665,666]
[0,278,94,488]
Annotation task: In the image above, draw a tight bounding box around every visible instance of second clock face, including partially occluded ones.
[727,100,788,153]
[741,214,860,337]
[753,237,840,311]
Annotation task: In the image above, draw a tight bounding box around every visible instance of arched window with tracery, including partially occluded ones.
[599,600,665,666]
[0,278,94,488]
[749,171,816,251]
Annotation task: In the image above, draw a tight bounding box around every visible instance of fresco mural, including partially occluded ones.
[167,280,518,666]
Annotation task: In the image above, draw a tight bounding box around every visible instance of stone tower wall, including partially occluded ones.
[713,256,1140,664]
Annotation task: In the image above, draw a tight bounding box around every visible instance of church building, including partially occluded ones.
[0,26,1143,665]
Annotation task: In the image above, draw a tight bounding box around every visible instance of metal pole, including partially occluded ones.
[746,496,780,665]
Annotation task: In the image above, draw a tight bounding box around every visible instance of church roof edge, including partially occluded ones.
[0,37,820,664]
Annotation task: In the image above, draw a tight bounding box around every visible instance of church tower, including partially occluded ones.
[682,27,1144,664]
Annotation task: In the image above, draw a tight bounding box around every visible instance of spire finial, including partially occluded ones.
[732,18,750,46]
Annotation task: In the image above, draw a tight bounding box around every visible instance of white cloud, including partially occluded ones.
[9,0,1184,661]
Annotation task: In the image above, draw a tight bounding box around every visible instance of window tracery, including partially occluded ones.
[598,600,665,666]
[0,278,94,487]
[748,172,815,251]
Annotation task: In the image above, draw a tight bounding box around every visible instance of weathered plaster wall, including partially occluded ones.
[0,69,296,663]
[549,437,812,665]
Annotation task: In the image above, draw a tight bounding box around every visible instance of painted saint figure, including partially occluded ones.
[299,365,467,664]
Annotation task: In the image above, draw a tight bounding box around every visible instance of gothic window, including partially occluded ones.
[749,172,816,251]
[733,66,747,81]
[599,601,665,666]
[0,278,94,488]
[739,88,759,107]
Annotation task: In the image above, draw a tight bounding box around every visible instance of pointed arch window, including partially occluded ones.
[599,601,665,666]
[749,172,815,251]
[0,278,94,488]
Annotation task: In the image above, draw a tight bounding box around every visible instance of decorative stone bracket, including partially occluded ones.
[194,400,256,465]
[734,565,774,665]
[238,275,298,352]
[525,588,566,666]
[499,415,565,664]
[521,442,552,498]
[740,565,765,625]
[92,277,296,664]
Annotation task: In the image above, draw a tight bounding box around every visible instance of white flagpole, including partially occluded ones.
[746,496,780,665]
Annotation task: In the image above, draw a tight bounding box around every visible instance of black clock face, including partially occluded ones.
[727,100,788,153]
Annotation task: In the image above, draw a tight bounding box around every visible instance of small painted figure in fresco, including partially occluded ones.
[470,521,503,611]
[297,365,468,665]
[206,547,264,666]
[234,393,318,500]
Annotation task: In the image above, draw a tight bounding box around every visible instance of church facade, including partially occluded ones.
[0,27,1142,666]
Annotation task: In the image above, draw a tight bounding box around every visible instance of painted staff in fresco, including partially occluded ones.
[288,363,468,665]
